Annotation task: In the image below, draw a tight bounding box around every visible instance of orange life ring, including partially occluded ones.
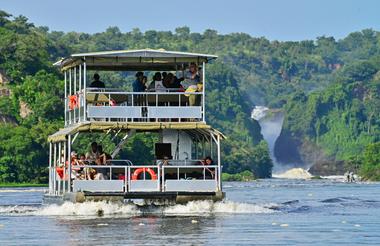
[69,95,78,110]
[131,168,157,180]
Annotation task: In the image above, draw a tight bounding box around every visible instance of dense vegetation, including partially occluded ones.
[274,40,380,180]
[0,11,272,183]
[1,9,380,182]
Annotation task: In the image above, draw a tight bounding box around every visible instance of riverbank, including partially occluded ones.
[222,171,256,181]
[0,183,48,188]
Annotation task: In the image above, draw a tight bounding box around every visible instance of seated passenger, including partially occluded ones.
[162,72,167,81]
[89,73,105,88]
[78,154,87,165]
[132,71,145,92]
[182,63,200,89]
[148,72,166,92]
[202,156,215,179]
[70,151,84,179]
[166,73,182,89]
[70,151,79,166]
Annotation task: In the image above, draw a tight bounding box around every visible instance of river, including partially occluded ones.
[1,179,379,245]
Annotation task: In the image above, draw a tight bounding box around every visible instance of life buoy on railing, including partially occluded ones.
[68,94,78,110]
[56,167,65,179]
[131,168,157,180]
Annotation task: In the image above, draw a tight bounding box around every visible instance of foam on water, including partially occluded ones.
[273,168,313,179]
[163,200,275,215]
[0,200,275,217]
[0,188,45,193]
[36,201,141,217]
[0,205,40,215]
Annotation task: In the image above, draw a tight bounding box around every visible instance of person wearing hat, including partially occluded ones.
[133,71,145,92]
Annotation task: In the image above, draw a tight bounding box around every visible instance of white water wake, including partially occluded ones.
[0,200,276,217]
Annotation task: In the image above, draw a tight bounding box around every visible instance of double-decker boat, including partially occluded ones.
[43,49,225,205]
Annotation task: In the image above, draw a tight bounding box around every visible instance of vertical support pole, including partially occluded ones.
[210,134,213,160]
[53,143,57,195]
[157,165,160,191]
[79,65,82,122]
[162,166,165,192]
[63,141,67,193]
[69,68,72,125]
[83,62,87,122]
[73,67,76,123]
[68,134,72,192]
[64,71,67,126]
[202,61,206,123]
[202,136,206,158]
[217,134,221,191]
[49,142,52,194]
[58,142,61,195]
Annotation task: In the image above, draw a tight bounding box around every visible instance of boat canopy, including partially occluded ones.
[48,122,225,143]
[54,49,218,71]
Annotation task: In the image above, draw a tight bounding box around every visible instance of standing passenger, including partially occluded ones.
[132,72,145,92]
[89,73,105,88]
[85,142,98,163]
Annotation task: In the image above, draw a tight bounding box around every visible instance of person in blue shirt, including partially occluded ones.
[132,71,145,92]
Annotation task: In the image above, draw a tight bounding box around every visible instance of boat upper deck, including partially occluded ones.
[54,49,217,127]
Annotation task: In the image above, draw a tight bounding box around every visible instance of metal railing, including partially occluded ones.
[64,88,205,125]
[52,162,219,194]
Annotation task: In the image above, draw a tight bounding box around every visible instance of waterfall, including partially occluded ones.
[251,106,284,173]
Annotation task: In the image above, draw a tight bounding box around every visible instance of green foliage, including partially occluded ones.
[358,142,380,181]
[222,170,255,181]
[281,53,380,166]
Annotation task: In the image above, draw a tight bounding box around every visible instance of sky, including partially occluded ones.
[1,0,380,41]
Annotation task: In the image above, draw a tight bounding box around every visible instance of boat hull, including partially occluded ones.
[43,191,225,205]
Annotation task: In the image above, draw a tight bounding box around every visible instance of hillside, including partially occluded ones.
[0,11,271,183]
[1,10,380,182]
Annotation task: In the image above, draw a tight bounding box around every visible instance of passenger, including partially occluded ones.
[70,151,83,179]
[70,151,79,166]
[163,73,172,88]
[148,72,166,92]
[162,72,167,81]
[183,63,201,106]
[164,73,178,89]
[142,76,148,91]
[132,71,145,92]
[78,154,87,165]
[85,142,98,163]
[89,73,105,88]
[202,156,215,179]
[182,63,200,89]
[94,145,111,180]
[96,145,111,165]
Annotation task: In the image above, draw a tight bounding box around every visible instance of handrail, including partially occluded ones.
[59,163,219,193]
[85,90,203,95]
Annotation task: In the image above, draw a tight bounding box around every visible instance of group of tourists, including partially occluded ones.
[132,62,201,93]
[70,142,112,180]
[89,62,202,94]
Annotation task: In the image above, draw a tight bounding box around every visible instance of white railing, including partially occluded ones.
[52,162,219,194]
[64,89,205,125]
